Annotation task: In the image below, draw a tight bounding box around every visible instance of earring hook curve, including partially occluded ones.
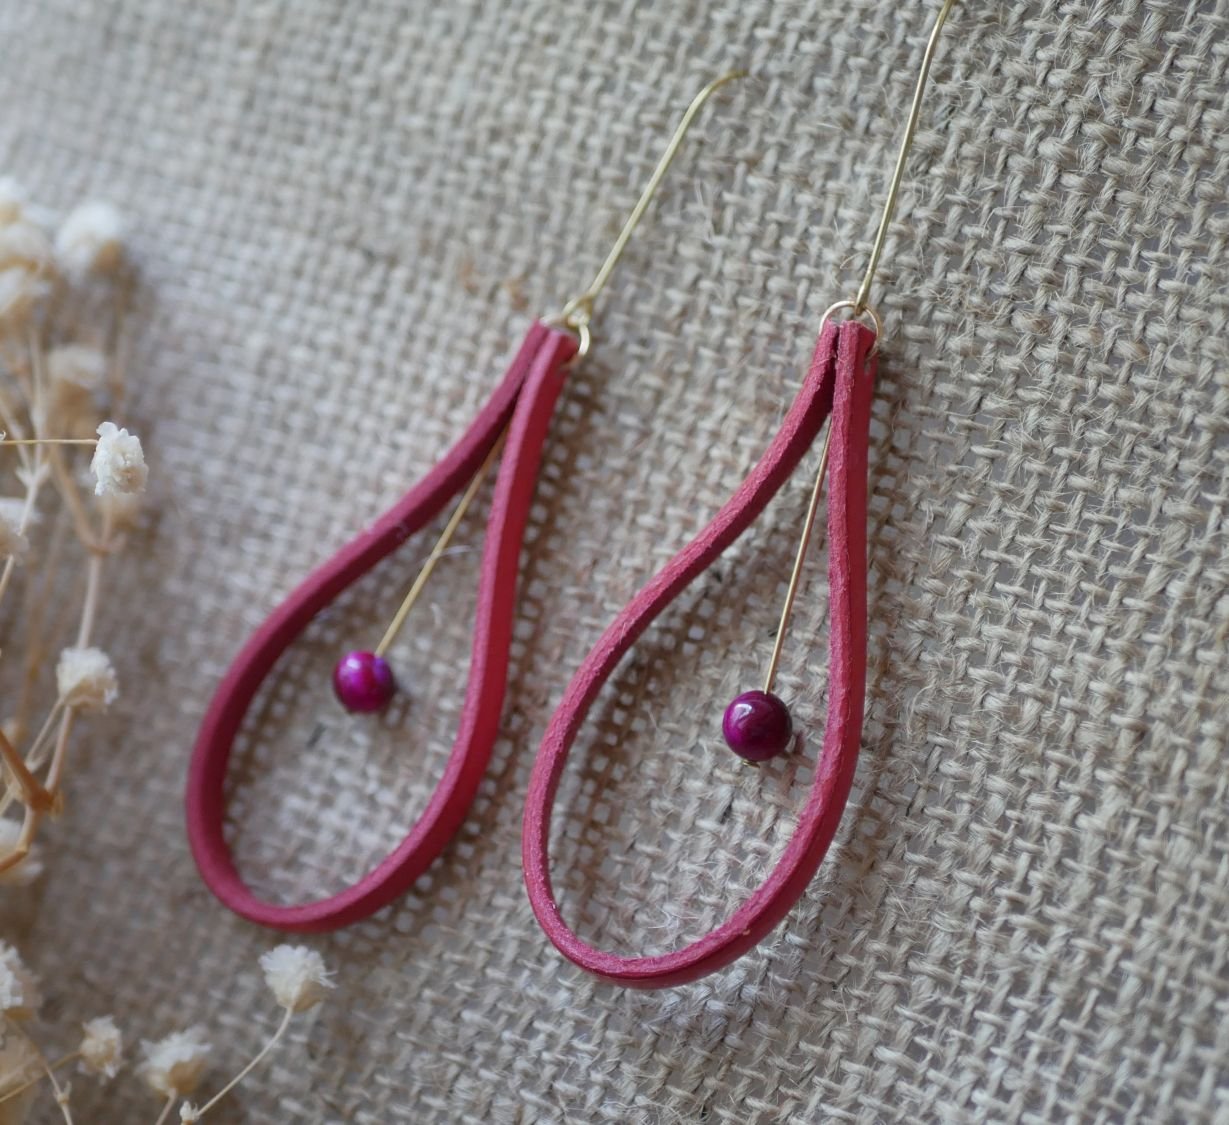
[550,68,748,358]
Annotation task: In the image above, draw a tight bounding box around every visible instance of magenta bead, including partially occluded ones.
[722,690,793,761]
[332,651,396,713]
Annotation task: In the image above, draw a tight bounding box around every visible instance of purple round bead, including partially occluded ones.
[722,690,793,761]
[332,651,396,714]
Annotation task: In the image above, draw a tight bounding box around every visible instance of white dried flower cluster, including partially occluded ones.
[137,1027,212,1098]
[0,263,51,334]
[0,498,27,562]
[259,944,335,1013]
[54,201,125,278]
[0,945,336,1118]
[0,220,53,274]
[0,943,39,1019]
[0,186,126,340]
[0,819,42,886]
[0,181,52,334]
[78,1015,124,1080]
[90,420,147,497]
[0,177,24,224]
[55,646,119,711]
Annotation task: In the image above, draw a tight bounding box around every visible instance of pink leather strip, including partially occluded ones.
[187,321,577,931]
[522,320,876,987]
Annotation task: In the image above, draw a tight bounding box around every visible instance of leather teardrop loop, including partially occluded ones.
[187,321,577,931]
[522,320,876,987]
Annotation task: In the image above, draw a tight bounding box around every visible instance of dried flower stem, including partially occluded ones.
[0,438,46,616]
[0,1049,79,1106]
[152,1093,176,1125]
[4,1018,74,1123]
[181,1008,294,1123]
[0,808,35,876]
[0,242,139,864]
[0,727,52,811]
[43,709,77,803]
[1,703,62,809]
[46,445,101,551]
[78,545,105,644]
[0,438,95,447]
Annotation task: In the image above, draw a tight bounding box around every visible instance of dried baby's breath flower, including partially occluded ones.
[0,501,28,562]
[0,945,39,1019]
[0,268,50,331]
[137,1027,211,1098]
[0,222,53,276]
[90,421,147,497]
[78,1015,123,1080]
[0,178,25,225]
[54,201,125,278]
[259,945,334,1014]
[55,646,119,712]
[47,344,106,401]
[47,344,107,389]
[0,821,42,887]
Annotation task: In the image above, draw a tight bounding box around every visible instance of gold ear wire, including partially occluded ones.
[365,71,747,667]
[761,0,955,701]
[852,0,956,318]
[552,69,748,360]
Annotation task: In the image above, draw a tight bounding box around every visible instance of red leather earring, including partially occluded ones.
[522,2,955,987]
[185,72,747,932]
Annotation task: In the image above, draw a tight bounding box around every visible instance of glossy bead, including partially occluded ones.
[332,651,396,713]
[722,690,793,761]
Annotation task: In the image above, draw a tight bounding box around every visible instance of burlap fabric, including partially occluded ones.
[3,0,1227,1121]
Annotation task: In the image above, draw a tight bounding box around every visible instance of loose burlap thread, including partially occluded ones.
[2,1,1227,1121]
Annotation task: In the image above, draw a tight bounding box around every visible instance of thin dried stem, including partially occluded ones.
[152,1093,177,1125]
[0,727,53,811]
[6,1019,74,1124]
[0,1049,79,1106]
[0,417,47,619]
[0,702,62,819]
[46,445,100,551]
[43,707,76,800]
[10,513,72,745]
[0,438,96,448]
[77,551,104,646]
[185,1007,295,1122]
[0,807,38,875]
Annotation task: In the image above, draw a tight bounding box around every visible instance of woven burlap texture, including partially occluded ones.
[3,0,1228,1121]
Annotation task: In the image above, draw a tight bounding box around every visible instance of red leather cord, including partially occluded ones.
[186,321,577,931]
[522,320,876,987]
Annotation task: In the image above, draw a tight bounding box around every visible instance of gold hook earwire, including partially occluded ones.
[852,0,956,318]
[361,72,748,675]
[553,68,748,358]
[759,2,954,704]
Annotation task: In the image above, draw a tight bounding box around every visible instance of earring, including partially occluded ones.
[522,1,955,987]
[184,72,746,932]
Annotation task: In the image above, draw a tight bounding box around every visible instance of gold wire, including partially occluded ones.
[761,2,953,696]
[373,72,744,656]
[853,0,956,314]
[764,422,832,695]
[374,430,507,659]
[553,69,747,353]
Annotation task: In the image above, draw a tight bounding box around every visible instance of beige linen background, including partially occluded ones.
[3,0,1228,1121]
